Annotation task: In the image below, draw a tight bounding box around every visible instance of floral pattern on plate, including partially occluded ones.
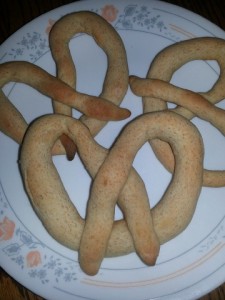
[2,3,183,64]
[0,1,225,299]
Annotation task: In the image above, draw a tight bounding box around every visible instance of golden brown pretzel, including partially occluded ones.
[140,37,225,186]
[20,111,203,275]
[130,76,225,187]
[0,61,130,157]
[49,11,129,136]
[20,114,160,274]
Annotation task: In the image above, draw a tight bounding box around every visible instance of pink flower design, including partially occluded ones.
[0,217,15,241]
[26,250,42,268]
[101,5,119,23]
[45,18,56,35]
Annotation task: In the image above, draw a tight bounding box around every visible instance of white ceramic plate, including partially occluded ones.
[0,0,225,299]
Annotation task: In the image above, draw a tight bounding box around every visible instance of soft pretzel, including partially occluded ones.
[141,37,225,186]
[0,61,130,158]
[20,111,203,275]
[49,11,129,136]
[20,114,160,274]
[130,76,225,186]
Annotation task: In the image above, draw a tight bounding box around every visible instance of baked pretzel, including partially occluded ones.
[0,61,130,158]
[130,76,225,187]
[20,111,203,275]
[141,37,225,187]
[49,11,129,136]
[20,114,160,274]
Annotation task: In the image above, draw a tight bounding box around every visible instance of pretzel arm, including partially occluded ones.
[0,61,130,158]
[0,61,130,121]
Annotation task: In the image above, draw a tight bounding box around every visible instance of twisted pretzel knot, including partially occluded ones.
[20,112,203,275]
[131,37,225,187]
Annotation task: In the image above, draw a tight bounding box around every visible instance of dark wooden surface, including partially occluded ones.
[0,0,225,299]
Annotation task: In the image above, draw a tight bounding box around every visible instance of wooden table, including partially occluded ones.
[0,0,225,299]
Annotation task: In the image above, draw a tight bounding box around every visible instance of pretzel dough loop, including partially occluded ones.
[20,114,160,274]
[80,111,203,274]
[20,112,203,275]
[49,11,129,136]
[130,76,225,187]
[140,37,225,187]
